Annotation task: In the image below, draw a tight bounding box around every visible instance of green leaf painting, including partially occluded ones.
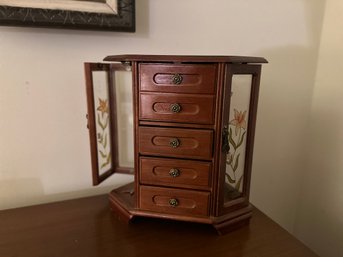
[235,175,244,191]
[97,113,109,130]
[96,98,111,171]
[228,127,237,150]
[237,131,246,149]
[99,150,107,158]
[226,109,247,193]
[104,134,108,148]
[101,154,111,169]
[226,174,235,184]
[233,153,240,172]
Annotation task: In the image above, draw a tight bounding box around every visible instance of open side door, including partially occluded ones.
[85,62,134,185]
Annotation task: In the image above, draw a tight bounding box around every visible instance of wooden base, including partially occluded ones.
[212,207,252,235]
[108,183,136,223]
[108,183,253,235]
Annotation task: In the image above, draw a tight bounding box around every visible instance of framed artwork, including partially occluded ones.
[0,0,135,32]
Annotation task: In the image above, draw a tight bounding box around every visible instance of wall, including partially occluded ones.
[293,1,343,256]
[0,0,324,237]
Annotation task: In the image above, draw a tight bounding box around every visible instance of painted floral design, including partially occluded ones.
[97,98,109,117]
[96,98,111,169]
[230,109,247,136]
[226,108,247,192]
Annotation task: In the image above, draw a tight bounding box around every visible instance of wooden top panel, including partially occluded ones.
[103,54,268,64]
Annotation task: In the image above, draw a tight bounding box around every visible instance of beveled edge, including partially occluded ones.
[103,54,268,64]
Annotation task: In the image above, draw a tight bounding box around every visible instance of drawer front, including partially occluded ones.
[140,157,212,190]
[139,127,213,160]
[139,185,210,217]
[140,64,216,94]
[140,93,215,124]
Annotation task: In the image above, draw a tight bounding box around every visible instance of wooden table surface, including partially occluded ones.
[0,194,318,257]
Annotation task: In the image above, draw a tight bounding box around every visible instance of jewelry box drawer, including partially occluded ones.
[140,93,215,124]
[140,157,212,190]
[139,185,210,217]
[138,127,213,160]
[139,63,216,94]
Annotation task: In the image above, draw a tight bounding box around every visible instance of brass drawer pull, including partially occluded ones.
[172,74,183,85]
[169,138,180,148]
[169,198,179,207]
[169,168,180,177]
[170,103,182,113]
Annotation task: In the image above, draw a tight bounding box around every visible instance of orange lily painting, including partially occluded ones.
[230,109,247,136]
[97,98,109,117]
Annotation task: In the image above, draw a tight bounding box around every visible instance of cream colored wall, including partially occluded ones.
[0,0,325,238]
[293,1,343,256]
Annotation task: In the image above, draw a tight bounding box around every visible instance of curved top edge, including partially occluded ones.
[103,54,268,64]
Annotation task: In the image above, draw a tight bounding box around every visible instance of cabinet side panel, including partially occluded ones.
[132,61,140,208]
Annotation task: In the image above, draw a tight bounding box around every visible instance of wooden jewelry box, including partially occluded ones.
[84,55,267,234]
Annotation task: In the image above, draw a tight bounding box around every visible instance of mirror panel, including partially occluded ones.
[224,75,252,202]
[113,70,134,168]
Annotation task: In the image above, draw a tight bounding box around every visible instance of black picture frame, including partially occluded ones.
[0,0,135,32]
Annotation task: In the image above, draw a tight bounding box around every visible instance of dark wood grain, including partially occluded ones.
[139,63,217,94]
[0,195,318,257]
[138,126,214,160]
[139,92,215,124]
[211,62,226,216]
[140,157,212,190]
[132,61,140,208]
[139,185,210,217]
[139,120,215,129]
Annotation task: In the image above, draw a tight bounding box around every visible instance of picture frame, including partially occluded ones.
[0,0,135,32]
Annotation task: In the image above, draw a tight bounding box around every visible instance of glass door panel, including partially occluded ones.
[218,64,262,215]
[92,70,114,175]
[85,63,134,185]
[224,75,252,202]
